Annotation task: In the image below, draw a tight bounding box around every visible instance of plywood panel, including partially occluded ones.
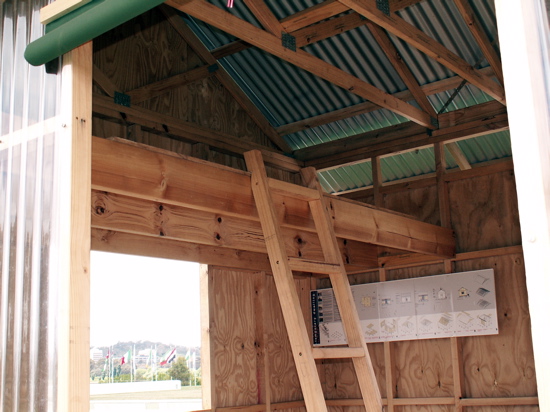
[449,171,521,252]
[384,185,440,226]
[392,338,454,399]
[463,407,539,412]
[455,255,537,399]
[395,406,453,412]
[211,268,260,407]
[93,7,273,148]
[266,275,303,407]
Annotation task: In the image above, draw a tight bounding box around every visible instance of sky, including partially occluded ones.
[90,251,201,348]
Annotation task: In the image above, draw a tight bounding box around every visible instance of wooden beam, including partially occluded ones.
[160,6,291,153]
[280,0,348,32]
[92,94,301,172]
[166,0,435,129]
[293,11,366,48]
[446,142,471,170]
[91,228,272,271]
[92,64,117,97]
[339,0,506,104]
[453,0,504,86]
[296,101,508,170]
[279,0,424,34]
[389,0,425,11]
[92,136,455,257]
[211,40,253,60]
[90,189,379,270]
[126,65,215,104]
[40,0,91,24]
[365,20,437,117]
[243,0,284,36]
[277,67,495,136]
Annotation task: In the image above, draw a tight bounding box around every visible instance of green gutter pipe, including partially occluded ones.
[25,0,167,66]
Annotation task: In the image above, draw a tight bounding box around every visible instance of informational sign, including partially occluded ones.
[311,269,498,345]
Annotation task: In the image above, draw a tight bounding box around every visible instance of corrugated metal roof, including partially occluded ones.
[184,0,509,193]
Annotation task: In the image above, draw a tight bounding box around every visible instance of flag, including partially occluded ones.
[147,348,152,366]
[160,348,176,366]
[121,350,131,365]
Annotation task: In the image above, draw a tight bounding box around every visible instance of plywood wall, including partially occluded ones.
[91,7,286,176]
[203,167,537,411]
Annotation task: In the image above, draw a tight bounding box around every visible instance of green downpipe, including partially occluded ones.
[25,0,167,66]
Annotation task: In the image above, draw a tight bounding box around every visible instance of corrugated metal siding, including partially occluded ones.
[1,1,61,411]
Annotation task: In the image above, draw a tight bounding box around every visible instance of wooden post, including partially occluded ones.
[495,1,550,410]
[57,41,92,412]
[199,264,215,410]
[372,156,383,208]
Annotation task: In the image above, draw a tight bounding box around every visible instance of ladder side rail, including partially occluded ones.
[245,151,329,412]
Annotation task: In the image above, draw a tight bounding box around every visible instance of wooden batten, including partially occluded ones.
[91,136,455,258]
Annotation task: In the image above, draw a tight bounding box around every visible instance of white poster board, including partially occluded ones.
[311,269,498,345]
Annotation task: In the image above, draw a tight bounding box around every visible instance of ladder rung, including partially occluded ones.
[268,178,320,201]
[312,347,366,359]
[288,257,341,274]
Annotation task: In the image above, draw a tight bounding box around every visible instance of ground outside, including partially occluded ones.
[90,386,203,411]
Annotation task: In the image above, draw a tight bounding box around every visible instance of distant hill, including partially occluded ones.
[92,341,200,359]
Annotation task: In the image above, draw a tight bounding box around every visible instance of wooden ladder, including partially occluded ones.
[244,150,382,412]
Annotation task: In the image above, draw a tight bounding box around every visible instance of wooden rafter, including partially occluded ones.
[92,136,455,257]
[243,0,285,36]
[160,5,292,152]
[446,142,472,170]
[209,1,426,62]
[339,0,506,104]
[452,0,504,85]
[126,65,215,104]
[166,0,436,129]
[92,64,117,97]
[295,100,508,170]
[280,0,348,33]
[365,20,437,117]
[276,67,495,135]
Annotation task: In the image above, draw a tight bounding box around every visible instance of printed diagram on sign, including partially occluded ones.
[311,269,498,345]
[438,312,453,330]
[400,317,415,334]
[458,287,469,298]
[457,311,474,328]
[381,319,398,334]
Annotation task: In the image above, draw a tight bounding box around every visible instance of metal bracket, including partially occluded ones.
[208,64,219,73]
[282,32,296,52]
[431,117,439,129]
[114,91,131,108]
[376,0,390,15]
